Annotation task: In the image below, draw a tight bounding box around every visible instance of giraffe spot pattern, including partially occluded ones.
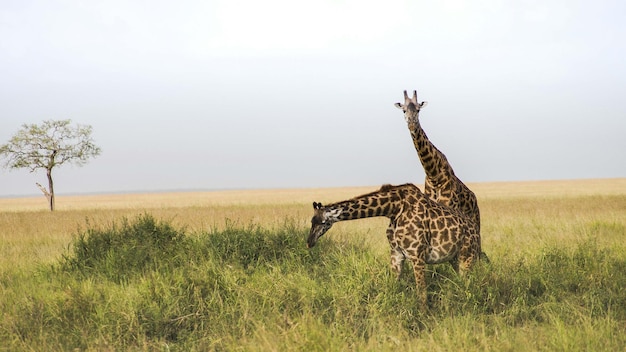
[308,182,482,307]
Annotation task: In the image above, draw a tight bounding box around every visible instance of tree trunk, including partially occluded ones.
[47,168,55,211]
[36,181,53,211]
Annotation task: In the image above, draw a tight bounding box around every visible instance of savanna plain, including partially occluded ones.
[1,178,625,351]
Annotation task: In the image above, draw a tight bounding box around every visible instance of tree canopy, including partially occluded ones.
[0,119,101,210]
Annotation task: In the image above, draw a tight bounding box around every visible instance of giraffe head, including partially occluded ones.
[394,90,428,124]
[307,201,339,248]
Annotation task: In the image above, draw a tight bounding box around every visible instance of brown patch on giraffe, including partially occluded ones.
[402,237,414,249]
[439,228,450,243]
[436,218,446,230]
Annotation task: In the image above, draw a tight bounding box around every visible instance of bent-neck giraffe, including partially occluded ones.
[307,183,481,307]
[394,90,481,234]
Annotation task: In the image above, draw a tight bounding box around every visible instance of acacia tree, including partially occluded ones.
[0,119,101,211]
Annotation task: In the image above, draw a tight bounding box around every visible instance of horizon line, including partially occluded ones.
[2,177,624,199]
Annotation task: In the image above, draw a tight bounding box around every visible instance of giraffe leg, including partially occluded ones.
[406,248,428,308]
[450,256,460,274]
[390,248,405,279]
[458,253,476,277]
[386,221,405,278]
[457,235,479,277]
[412,260,427,307]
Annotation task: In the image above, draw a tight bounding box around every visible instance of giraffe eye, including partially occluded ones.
[312,217,324,226]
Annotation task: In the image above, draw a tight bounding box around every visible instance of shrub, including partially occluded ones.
[59,214,188,282]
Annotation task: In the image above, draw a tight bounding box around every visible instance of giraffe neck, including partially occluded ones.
[324,186,404,222]
[409,120,454,185]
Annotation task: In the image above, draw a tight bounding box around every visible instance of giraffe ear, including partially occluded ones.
[313,202,323,210]
[394,102,403,109]
[419,101,428,108]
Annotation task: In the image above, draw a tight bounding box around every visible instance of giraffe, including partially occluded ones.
[307,183,481,306]
[394,90,482,244]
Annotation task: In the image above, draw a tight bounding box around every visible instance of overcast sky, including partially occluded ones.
[1,0,625,197]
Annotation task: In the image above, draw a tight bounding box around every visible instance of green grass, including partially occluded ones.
[1,214,625,351]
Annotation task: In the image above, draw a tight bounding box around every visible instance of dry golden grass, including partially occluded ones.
[469,178,626,199]
[0,186,379,212]
[1,178,625,272]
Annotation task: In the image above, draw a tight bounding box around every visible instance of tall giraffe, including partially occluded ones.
[394,90,481,234]
[307,183,481,306]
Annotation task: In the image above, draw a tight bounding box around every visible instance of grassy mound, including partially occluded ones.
[60,214,187,282]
